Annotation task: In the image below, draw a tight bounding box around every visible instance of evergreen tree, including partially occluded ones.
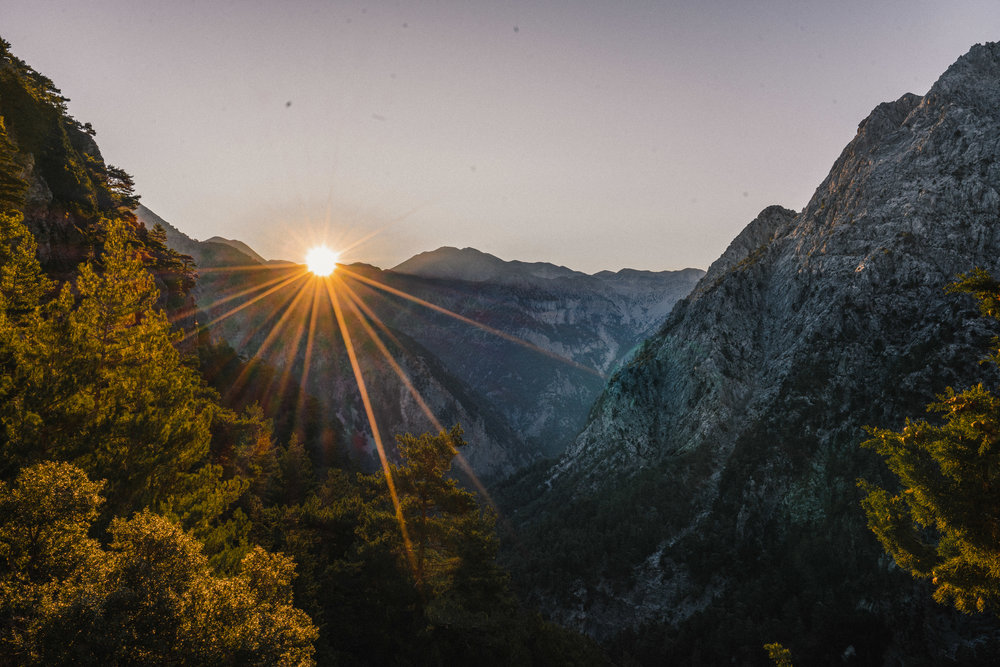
[0,217,254,565]
[0,211,50,315]
[273,434,316,506]
[0,117,27,212]
[0,462,317,665]
[25,219,213,515]
[861,269,1000,614]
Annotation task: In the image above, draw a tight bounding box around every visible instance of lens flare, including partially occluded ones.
[188,231,605,570]
[305,245,339,276]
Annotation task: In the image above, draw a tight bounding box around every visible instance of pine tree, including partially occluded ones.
[0,211,50,315]
[364,427,518,648]
[860,269,1000,614]
[0,219,214,517]
[0,117,28,212]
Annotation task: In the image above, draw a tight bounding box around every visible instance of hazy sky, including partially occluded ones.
[3,1,1000,272]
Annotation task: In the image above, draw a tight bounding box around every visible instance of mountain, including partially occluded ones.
[395,246,704,345]
[506,43,1000,663]
[149,221,703,480]
[0,41,195,320]
[203,236,267,264]
[394,246,585,283]
[136,204,263,268]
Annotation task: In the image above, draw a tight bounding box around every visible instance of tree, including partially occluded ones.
[860,269,1000,614]
[0,461,105,660]
[0,118,28,213]
[0,462,318,665]
[382,425,489,596]
[360,426,528,660]
[764,642,794,667]
[1,218,215,517]
[0,211,51,315]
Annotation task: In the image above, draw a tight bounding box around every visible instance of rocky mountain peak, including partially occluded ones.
[692,204,796,301]
[511,41,1000,660]
[923,41,1000,115]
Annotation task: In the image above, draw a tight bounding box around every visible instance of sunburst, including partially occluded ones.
[305,245,339,276]
[179,228,606,577]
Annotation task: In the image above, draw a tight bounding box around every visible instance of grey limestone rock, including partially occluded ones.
[522,42,1000,659]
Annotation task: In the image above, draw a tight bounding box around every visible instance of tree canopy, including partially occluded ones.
[0,461,317,664]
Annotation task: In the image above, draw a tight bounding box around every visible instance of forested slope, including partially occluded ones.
[0,37,605,665]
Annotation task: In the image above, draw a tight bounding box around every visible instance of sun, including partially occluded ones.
[305,245,339,276]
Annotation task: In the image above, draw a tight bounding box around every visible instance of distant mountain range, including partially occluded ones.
[138,204,703,479]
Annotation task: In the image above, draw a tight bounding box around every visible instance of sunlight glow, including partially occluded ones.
[305,245,339,276]
[324,279,418,576]
[185,239,605,567]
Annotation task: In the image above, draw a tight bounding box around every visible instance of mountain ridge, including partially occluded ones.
[147,209,705,480]
[393,245,703,288]
[507,41,1000,662]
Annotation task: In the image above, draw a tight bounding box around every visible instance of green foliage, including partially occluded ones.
[197,338,331,462]
[764,642,794,666]
[948,267,1000,319]
[0,210,50,315]
[273,435,316,506]
[0,117,27,212]
[861,269,1000,614]
[158,464,252,573]
[386,425,487,594]
[0,460,103,584]
[0,207,319,661]
[0,219,215,518]
[0,462,318,665]
[249,426,608,666]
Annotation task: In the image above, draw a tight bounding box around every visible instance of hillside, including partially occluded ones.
[505,42,1000,664]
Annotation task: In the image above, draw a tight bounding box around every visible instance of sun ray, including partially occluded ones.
[224,276,315,400]
[338,266,605,379]
[323,278,417,576]
[333,202,434,259]
[272,282,315,398]
[174,266,303,330]
[229,277,307,352]
[337,276,443,433]
[336,276,502,511]
[170,267,302,327]
[190,262,293,275]
[337,276,406,350]
[294,280,324,437]
[182,269,310,342]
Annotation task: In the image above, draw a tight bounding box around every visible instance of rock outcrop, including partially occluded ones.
[511,42,1000,663]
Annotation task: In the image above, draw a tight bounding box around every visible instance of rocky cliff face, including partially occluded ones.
[379,253,703,460]
[511,43,1000,663]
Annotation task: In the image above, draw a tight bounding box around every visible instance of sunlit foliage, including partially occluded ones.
[0,37,609,661]
[0,462,317,664]
[0,219,216,517]
[861,269,1000,614]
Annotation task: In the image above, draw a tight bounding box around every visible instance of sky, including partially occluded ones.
[3,1,1000,273]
